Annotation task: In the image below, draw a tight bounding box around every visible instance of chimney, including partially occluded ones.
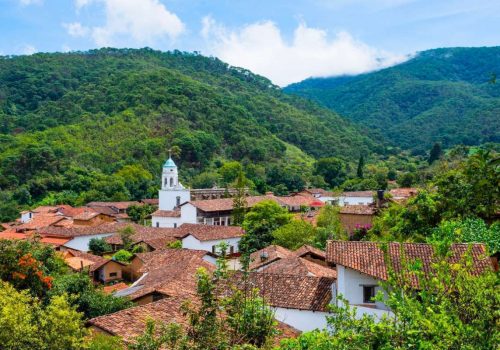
[376,190,385,208]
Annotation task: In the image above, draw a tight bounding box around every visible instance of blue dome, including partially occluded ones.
[163,157,177,168]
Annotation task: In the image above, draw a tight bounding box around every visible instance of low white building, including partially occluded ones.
[178,223,244,255]
[336,191,375,206]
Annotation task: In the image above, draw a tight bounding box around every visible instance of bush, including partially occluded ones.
[113,249,133,263]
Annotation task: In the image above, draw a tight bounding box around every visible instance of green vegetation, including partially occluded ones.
[0,48,379,221]
[272,220,316,250]
[88,237,111,255]
[286,47,500,152]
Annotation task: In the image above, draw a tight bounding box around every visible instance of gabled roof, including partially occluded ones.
[183,195,280,212]
[264,257,336,279]
[133,248,212,273]
[105,226,182,246]
[16,215,67,231]
[88,296,300,344]
[37,222,135,238]
[64,249,123,272]
[231,272,335,312]
[275,194,316,207]
[294,245,326,260]
[178,223,244,241]
[151,209,181,218]
[249,245,294,270]
[87,201,141,210]
[326,241,492,288]
[389,188,419,199]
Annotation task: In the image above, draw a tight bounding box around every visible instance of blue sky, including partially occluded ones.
[1,0,499,85]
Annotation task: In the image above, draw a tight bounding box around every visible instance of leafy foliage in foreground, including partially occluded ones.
[286,47,500,152]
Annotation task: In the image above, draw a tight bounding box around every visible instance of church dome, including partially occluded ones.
[163,157,176,168]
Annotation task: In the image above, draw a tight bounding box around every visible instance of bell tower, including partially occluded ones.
[158,153,191,211]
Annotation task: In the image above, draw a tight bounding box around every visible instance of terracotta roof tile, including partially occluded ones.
[16,215,67,231]
[37,222,134,237]
[86,201,141,210]
[264,257,336,278]
[249,245,294,270]
[294,245,326,260]
[276,194,316,207]
[105,226,182,246]
[342,191,375,197]
[326,241,492,288]
[103,282,129,294]
[151,209,181,218]
[389,188,419,199]
[134,249,211,273]
[185,195,279,212]
[178,224,244,241]
[64,249,118,272]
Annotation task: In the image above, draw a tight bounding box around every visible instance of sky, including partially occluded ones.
[1,0,499,86]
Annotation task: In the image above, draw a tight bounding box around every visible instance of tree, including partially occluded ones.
[0,281,87,350]
[119,226,135,251]
[399,172,415,187]
[239,200,292,253]
[219,161,243,185]
[115,165,154,200]
[88,238,111,255]
[272,220,316,250]
[314,158,346,188]
[232,170,248,226]
[428,142,442,164]
[113,249,133,263]
[127,204,156,224]
[315,205,346,247]
[356,155,364,178]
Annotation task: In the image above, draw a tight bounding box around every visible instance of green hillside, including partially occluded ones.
[0,48,380,218]
[285,47,500,152]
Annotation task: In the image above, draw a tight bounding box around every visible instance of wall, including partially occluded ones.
[274,307,330,332]
[21,212,32,223]
[64,233,113,252]
[339,213,374,234]
[338,196,374,206]
[97,261,123,283]
[181,235,241,254]
[152,215,184,228]
[336,265,390,311]
[180,204,197,224]
[159,189,190,211]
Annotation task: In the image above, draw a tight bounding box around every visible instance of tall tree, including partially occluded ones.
[356,155,364,178]
[428,142,442,164]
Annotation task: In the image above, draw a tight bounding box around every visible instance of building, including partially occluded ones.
[326,241,492,319]
[150,157,191,228]
[178,223,244,255]
[338,205,377,234]
[64,249,125,283]
[336,191,375,206]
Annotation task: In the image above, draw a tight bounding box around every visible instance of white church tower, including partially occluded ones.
[158,156,191,211]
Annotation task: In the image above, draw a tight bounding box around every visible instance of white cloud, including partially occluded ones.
[21,44,37,55]
[201,17,408,86]
[63,22,90,37]
[70,0,185,46]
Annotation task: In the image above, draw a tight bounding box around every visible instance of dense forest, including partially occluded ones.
[285,47,500,152]
[0,48,388,219]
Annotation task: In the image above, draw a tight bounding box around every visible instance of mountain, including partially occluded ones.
[0,48,381,217]
[285,47,500,152]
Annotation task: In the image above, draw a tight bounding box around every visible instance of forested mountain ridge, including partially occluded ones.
[285,47,500,152]
[0,48,382,217]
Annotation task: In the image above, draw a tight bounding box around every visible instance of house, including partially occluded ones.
[63,249,125,283]
[338,205,377,234]
[72,211,115,226]
[263,256,336,278]
[178,223,244,255]
[326,241,492,319]
[88,296,300,346]
[115,253,216,305]
[86,201,141,222]
[300,188,336,204]
[126,248,216,281]
[231,272,336,331]
[337,191,375,206]
[249,244,328,271]
[388,188,419,203]
[104,225,183,252]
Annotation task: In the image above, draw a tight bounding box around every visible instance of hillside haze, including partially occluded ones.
[0,48,380,211]
[285,47,500,152]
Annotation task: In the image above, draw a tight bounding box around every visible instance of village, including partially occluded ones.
[0,155,495,344]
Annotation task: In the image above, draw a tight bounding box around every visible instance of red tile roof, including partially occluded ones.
[249,245,294,270]
[16,215,67,231]
[37,222,135,238]
[141,198,159,205]
[264,257,336,278]
[151,209,181,218]
[87,201,141,210]
[294,245,326,260]
[185,195,279,212]
[64,249,120,272]
[105,226,182,246]
[103,282,129,294]
[389,188,419,199]
[326,241,492,288]
[88,296,300,344]
[231,272,335,312]
[276,194,316,207]
[133,249,211,273]
[342,191,375,197]
[178,223,244,241]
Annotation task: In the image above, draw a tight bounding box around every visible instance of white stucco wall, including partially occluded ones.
[21,212,33,223]
[64,233,113,252]
[151,216,184,228]
[181,235,241,254]
[274,307,330,332]
[159,189,190,211]
[338,196,374,206]
[180,203,197,224]
[336,265,390,311]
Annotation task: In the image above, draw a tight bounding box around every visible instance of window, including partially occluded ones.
[229,246,234,254]
[176,196,180,206]
[170,177,174,187]
[212,245,217,254]
[109,272,118,278]
[164,178,168,186]
[156,222,159,228]
[363,286,376,303]
[173,223,177,228]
